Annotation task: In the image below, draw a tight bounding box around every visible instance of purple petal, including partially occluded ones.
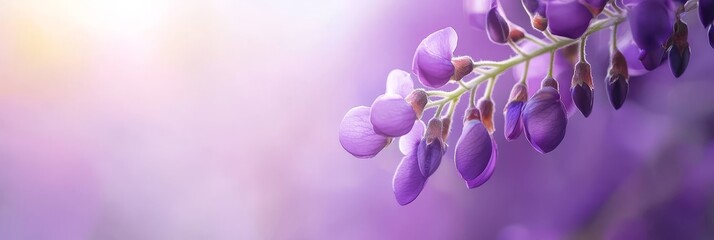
[465,0,496,30]
[709,25,714,48]
[700,0,714,27]
[386,69,415,98]
[370,94,417,137]
[417,138,444,177]
[629,0,672,70]
[504,101,525,141]
[339,106,390,158]
[486,6,509,44]
[466,137,497,188]
[392,149,427,206]
[547,0,593,39]
[454,120,493,181]
[399,120,425,155]
[412,27,457,88]
[523,88,568,153]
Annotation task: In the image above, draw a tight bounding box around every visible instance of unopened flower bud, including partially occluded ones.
[523,88,568,153]
[486,7,510,44]
[405,89,428,118]
[606,50,629,110]
[532,14,548,31]
[571,61,594,117]
[464,106,481,122]
[417,118,445,177]
[440,117,451,141]
[541,77,559,90]
[700,0,714,28]
[451,56,474,81]
[503,83,528,141]
[508,24,526,43]
[668,19,690,78]
[521,0,548,31]
[477,97,495,133]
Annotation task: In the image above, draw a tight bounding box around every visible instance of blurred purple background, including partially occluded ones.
[0,0,712,239]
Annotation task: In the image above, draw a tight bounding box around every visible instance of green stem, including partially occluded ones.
[520,59,531,85]
[579,36,588,62]
[425,14,628,108]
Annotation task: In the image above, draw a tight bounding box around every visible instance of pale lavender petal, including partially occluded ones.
[454,120,493,181]
[399,120,425,155]
[466,136,497,188]
[412,27,457,88]
[392,150,426,206]
[370,94,417,137]
[339,106,390,158]
[385,69,415,98]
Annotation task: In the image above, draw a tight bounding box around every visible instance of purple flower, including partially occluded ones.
[629,0,673,70]
[370,70,419,137]
[700,0,714,28]
[617,24,649,76]
[466,139,496,188]
[417,119,446,177]
[339,106,391,158]
[606,50,630,110]
[412,27,458,88]
[547,0,594,39]
[454,119,497,187]
[393,121,427,205]
[503,83,528,141]
[571,61,594,117]
[513,41,577,116]
[523,86,568,153]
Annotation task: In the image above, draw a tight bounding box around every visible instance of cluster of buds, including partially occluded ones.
[339,0,711,205]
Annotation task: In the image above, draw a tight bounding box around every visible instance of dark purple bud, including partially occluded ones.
[606,50,630,110]
[700,0,714,28]
[571,61,594,117]
[629,0,673,70]
[451,56,474,81]
[370,94,417,137]
[486,7,510,44]
[533,14,548,32]
[503,83,528,141]
[668,19,690,78]
[454,120,496,184]
[523,87,568,153]
[417,119,445,177]
[339,106,391,158]
[392,148,426,205]
[412,27,457,88]
[509,24,526,43]
[477,97,495,133]
[547,1,593,39]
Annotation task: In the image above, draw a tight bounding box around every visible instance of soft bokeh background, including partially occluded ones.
[0,0,712,239]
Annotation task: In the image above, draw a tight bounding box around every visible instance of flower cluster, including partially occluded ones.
[339,0,709,205]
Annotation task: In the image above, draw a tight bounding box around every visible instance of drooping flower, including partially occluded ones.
[417,119,446,177]
[454,114,497,186]
[547,0,594,39]
[606,50,630,109]
[523,82,568,153]
[503,83,528,141]
[370,70,420,137]
[629,0,673,70]
[486,5,510,44]
[412,27,458,88]
[339,106,391,158]
[571,61,595,117]
[393,121,426,205]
